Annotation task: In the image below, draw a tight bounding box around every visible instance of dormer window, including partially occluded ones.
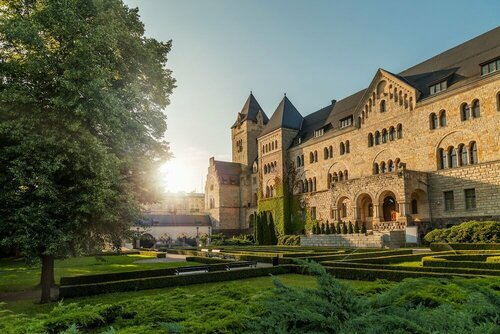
[481,58,500,76]
[429,80,447,95]
[314,129,324,138]
[340,116,353,129]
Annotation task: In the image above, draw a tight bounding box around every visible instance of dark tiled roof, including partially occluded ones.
[296,103,334,142]
[213,160,241,185]
[260,95,303,136]
[231,93,269,128]
[143,214,211,227]
[323,89,366,129]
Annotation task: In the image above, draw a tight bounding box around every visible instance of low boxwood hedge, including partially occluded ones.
[59,265,294,298]
[280,249,413,264]
[184,256,232,264]
[430,243,500,252]
[321,261,500,276]
[422,257,500,270]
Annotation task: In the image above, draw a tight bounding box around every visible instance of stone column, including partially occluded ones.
[398,202,409,225]
[372,204,381,229]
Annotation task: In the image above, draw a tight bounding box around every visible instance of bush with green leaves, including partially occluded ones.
[277,235,300,246]
[425,221,500,244]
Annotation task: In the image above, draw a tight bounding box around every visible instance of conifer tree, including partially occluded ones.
[316,222,321,235]
[342,223,348,234]
[331,222,336,234]
[336,223,342,234]
[354,221,360,234]
[312,224,317,234]
[325,221,331,234]
[321,223,326,234]
[268,213,278,245]
[361,222,367,234]
[262,212,271,245]
[348,222,354,234]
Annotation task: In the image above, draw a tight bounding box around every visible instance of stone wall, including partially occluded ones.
[300,230,405,248]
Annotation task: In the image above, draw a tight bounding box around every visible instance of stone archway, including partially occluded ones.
[336,195,352,222]
[382,195,397,222]
[356,193,373,229]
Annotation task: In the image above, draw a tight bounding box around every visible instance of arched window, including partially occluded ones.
[395,158,401,169]
[448,147,457,168]
[380,100,386,112]
[389,127,395,141]
[324,147,329,159]
[470,141,478,164]
[327,173,332,189]
[298,180,303,193]
[297,156,301,167]
[314,150,318,162]
[438,148,446,169]
[380,162,386,173]
[271,142,274,150]
[357,116,362,128]
[340,142,345,155]
[375,131,381,145]
[388,160,395,172]
[461,103,470,121]
[345,141,350,153]
[333,172,338,182]
[275,140,278,149]
[439,110,447,127]
[264,165,268,174]
[497,92,500,111]
[304,179,308,192]
[472,100,480,118]
[265,186,270,198]
[430,113,438,129]
[313,177,317,192]
[329,145,333,158]
[308,178,313,192]
[373,163,379,175]
[300,155,304,166]
[339,171,344,181]
[397,124,403,139]
[382,129,388,143]
[399,91,403,105]
[394,88,398,102]
[344,170,348,180]
[368,133,374,147]
[310,152,314,163]
[458,144,467,166]
[411,199,418,214]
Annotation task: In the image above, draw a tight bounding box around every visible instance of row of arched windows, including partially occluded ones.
[309,150,318,163]
[429,110,447,129]
[438,142,478,170]
[296,154,305,167]
[262,140,279,154]
[368,124,403,147]
[265,185,275,198]
[263,161,277,174]
[235,139,243,153]
[340,141,350,155]
[327,170,349,188]
[461,100,481,121]
[373,158,401,175]
[324,146,333,159]
[299,178,317,193]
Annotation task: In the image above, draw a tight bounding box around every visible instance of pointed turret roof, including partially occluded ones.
[231,92,269,128]
[260,95,303,136]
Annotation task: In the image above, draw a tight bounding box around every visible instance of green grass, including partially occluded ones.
[390,261,423,267]
[0,255,200,293]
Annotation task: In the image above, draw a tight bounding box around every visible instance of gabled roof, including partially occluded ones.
[323,89,366,129]
[231,93,269,128]
[212,160,241,185]
[260,95,303,136]
[297,103,334,142]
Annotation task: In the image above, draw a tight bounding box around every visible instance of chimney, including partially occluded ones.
[331,99,337,105]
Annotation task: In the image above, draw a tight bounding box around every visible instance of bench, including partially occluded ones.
[225,261,257,270]
[174,265,209,275]
[207,249,222,258]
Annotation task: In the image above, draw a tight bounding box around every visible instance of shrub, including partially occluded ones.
[321,223,326,234]
[354,221,360,234]
[342,223,348,234]
[424,221,500,244]
[336,223,341,234]
[348,222,354,234]
[325,221,331,235]
[361,222,367,234]
[430,243,500,251]
[277,235,300,246]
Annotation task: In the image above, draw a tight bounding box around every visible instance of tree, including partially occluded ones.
[320,223,326,234]
[255,214,264,245]
[268,213,278,245]
[336,223,342,235]
[330,221,336,234]
[262,212,272,245]
[354,221,360,234]
[312,224,317,234]
[325,221,331,235]
[348,222,354,234]
[0,0,175,303]
[361,222,367,234]
[342,223,348,234]
[316,222,321,235]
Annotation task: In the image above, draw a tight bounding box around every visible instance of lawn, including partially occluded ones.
[0,255,200,293]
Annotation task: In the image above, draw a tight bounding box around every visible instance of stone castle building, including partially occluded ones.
[205,27,500,237]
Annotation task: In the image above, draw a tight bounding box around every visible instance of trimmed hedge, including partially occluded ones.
[424,221,500,244]
[59,265,293,298]
[185,256,232,264]
[322,261,500,277]
[324,266,481,281]
[422,257,500,270]
[430,243,500,251]
[280,249,413,264]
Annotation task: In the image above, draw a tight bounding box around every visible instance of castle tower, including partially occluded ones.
[231,93,269,167]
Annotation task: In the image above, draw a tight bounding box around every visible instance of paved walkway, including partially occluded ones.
[134,253,187,263]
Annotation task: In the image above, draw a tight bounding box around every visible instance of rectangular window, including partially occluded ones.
[481,58,500,76]
[464,188,476,210]
[429,80,447,95]
[444,191,454,211]
[340,116,353,128]
[314,129,324,137]
[311,207,317,220]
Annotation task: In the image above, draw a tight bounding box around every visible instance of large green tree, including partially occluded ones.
[0,0,175,302]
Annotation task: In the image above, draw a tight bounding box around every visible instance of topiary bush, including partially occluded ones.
[424,221,500,244]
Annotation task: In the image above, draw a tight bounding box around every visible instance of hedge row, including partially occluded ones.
[321,261,500,277]
[184,256,232,264]
[280,249,413,264]
[342,252,455,264]
[59,265,293,298]
[422,257,500,270]
[60,262,234,286]
[324,266,481,281]
[430,243,500,252]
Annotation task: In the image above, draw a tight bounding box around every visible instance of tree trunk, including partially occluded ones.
[40,254,54,303]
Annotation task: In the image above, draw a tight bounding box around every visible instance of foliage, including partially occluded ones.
[269,214,278,245]
[320,223,326,234]
[361,222,367,234]
[424,221,500,244]
[354,221,360,233]
[0,0,175,301]
[342,223,348,234]
[277,235,301,246]
[336,223,342,234]
[348,222,354,234]
[325,221,331,234]
[430,242,500,251]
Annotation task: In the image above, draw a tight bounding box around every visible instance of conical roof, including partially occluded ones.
[231,93,269,128]
[260,95,303,136]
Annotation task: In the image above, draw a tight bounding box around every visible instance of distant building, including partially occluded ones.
[205,27,500,238]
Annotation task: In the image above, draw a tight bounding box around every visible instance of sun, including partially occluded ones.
[158,158,200,193]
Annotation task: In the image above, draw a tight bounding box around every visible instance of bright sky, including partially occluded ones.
[124,0,499,193]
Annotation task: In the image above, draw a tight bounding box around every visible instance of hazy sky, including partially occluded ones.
[124,0,499,193]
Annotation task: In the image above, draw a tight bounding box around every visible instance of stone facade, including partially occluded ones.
[300,230,406,248]
[204,28,500,238]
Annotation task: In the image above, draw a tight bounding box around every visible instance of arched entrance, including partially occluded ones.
[356,193,373,229]
[382,196,397,221]
[336,196,352,222]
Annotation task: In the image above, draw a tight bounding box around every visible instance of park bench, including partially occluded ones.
[174,265,209,275]
[225,261,257,270]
